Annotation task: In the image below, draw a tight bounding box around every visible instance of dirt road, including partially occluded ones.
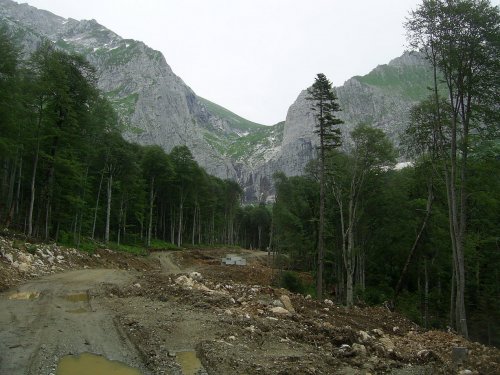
[0,269,149,374]
[0,244,499,374]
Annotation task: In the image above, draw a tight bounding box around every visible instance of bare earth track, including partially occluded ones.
[0,237,499,374]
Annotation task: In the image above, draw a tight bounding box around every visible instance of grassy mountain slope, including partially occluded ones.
[198,97,267,133]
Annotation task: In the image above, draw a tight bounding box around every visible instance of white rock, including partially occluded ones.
[18,262,30,272]
[270,306,290,315]
[379,336,395,353]
[175,275,194,288]
[358,330,373,343]
[189,271,202,281]
[5,253,13,263]
[279,295,295,313]
[324,299,334,305]
[134,283,141,288]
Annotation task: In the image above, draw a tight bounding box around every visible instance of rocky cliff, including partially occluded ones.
[0,0,241,179]
[0,0,433,202]
[239,52,433,201]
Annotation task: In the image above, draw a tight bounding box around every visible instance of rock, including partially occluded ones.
[324,299,334,305]
[371,328,384,337]
[458,371,473,375]
[194,283,212,293]
[175,275,194,288]
[133,283,141,288]
[4,253,13,263]
[270,307,290,315]
[305,294,312,300]
[18,262,30,272]
[279,295,295,313]
[358,330,373,343]
[189,271,202,281]
[224,309,233,316]
[352,343,367,357]
[379,336,395,353]
[272,299,284,308]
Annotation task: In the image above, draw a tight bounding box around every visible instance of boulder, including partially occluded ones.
[279,295,295,313]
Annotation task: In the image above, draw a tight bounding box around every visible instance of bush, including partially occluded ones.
[281,271,305,294]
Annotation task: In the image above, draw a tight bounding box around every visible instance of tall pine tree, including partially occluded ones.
[307,73,343,299]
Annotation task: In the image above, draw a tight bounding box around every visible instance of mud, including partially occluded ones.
[1,236,499,374]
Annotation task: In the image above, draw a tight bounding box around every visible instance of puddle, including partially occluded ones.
[176,351,204,375]
[8,291,40,300]
[64,292,89,303]
[65,308,88,314]
[56,352,141,375]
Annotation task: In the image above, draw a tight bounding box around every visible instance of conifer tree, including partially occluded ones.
[307,73,343,299]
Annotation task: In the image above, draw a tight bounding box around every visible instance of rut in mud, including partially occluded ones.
[0,269,148,375]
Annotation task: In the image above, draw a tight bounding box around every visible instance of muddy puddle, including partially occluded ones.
[176,351,204,375]
[64,292,89,302]
[8,291,40,300]
[65,307,88,314]
[56,352,141,375]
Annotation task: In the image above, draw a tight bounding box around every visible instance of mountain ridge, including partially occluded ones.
[0,0,433,201]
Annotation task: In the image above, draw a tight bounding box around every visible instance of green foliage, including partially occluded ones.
[355,61,434,100]
[108,242,147,256]
[280,271,305,294]
[198,97,267,131]
[148,239,179,251]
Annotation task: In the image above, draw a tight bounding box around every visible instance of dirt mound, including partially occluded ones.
[0,233,155,291]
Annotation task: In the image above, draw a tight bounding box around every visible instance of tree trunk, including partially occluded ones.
[394,182,434,302]
[177,199,183,247]
[91,168,105,240]
[147,176,155,247]
[104,173,112,243]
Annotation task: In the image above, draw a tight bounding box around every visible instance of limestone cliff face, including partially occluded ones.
[1,0,432,201]
[240,52,432,201]
[0,0,237,179]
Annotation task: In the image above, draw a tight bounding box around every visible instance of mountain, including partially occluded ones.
[0,0,250,180]
[0,0,433,202]
[238,52,433,200]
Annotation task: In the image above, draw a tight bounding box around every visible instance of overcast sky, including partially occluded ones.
[21,1,435,124]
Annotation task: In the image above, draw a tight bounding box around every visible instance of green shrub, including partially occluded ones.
[280,271,305,294]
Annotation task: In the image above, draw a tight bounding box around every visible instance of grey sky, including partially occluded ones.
[22,0,431,124]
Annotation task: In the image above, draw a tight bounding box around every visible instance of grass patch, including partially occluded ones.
[107,242,147,256]
[148,239,178,251]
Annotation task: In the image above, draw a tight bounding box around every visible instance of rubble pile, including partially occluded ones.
[0,233,153,291]
[108,263,500,374]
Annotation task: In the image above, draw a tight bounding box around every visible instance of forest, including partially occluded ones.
[0,0,498,347]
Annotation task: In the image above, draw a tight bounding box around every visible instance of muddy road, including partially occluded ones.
[0,269,149,374]
[0,243,499,374]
